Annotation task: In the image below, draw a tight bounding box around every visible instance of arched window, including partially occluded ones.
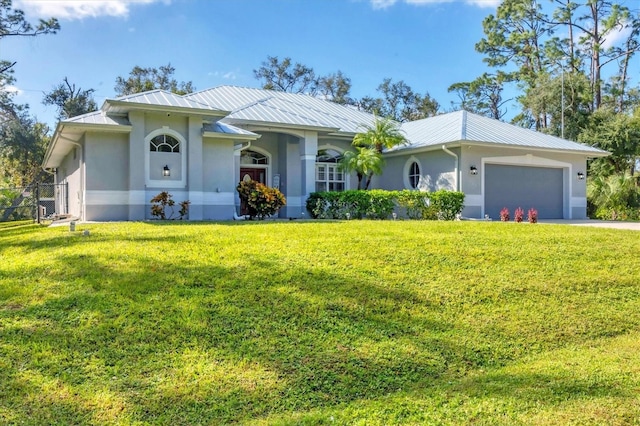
[409,161,420,189]
[150,134,180,153]
[240,150,269,165]
[145,127,187,188]
[316,149,345,192]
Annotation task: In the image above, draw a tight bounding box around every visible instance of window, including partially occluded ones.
[145,128,186,188]
[316,149,345,192]
[240,150,268,165]
[409,161,420,189]
[150,134,180,153]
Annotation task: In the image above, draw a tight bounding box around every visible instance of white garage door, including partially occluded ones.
[485,164,564,219]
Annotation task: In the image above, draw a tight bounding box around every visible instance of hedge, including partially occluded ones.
[306,189,465,220]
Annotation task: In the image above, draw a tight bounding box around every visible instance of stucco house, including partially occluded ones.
[42,85,608,221]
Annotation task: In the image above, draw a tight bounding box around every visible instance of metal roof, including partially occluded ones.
[203,121,260,137]
[63,110,130,126]
[104,89,227,116]
[395,110,608,156]
[186,86,375,133]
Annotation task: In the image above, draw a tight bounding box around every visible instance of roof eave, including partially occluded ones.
[202,131,261,141]
[104,100,230,117]
[224,119,340,134]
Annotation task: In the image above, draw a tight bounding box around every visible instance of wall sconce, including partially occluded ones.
[577,171,585,180]
[469,165,478,175]
[163,165,171,177]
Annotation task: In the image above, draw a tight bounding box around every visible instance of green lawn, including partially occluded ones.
[1,221,639,425]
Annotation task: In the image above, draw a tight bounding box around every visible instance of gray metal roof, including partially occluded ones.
[203,121,260,137]
[395,110,608,155]
[104,89,227,115]
[63,110,130,126]
[186,86,375,133]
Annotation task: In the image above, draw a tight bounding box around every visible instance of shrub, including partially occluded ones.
[150,192,190,220]
[428,190,465,221]
[395,190,436,220]
[514,207,524,223]
[237,180,286,220]
[527,208,538,223]
[500,207,510,222]
[306,189,464,221]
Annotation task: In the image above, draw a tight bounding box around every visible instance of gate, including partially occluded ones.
[0,183,69,223]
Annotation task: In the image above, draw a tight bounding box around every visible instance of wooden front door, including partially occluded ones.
[239,168,267,215]
[240,168,266,185]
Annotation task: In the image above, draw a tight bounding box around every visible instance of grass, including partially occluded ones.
[1,220,639,425]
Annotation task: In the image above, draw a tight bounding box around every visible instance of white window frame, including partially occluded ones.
[403,156,423,190]
[316,146,347,192]
[145,127,187,189]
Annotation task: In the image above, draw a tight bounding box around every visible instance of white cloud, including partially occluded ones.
[370,0,499,9]
[601,23,633,50]
[222,72,237,80]
[14,0,169,20]
[5,85,22,95]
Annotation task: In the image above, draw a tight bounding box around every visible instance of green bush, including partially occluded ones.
[237,180,286,220]
[306,189,465,220]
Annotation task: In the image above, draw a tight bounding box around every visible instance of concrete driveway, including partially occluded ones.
[539,219,640,231]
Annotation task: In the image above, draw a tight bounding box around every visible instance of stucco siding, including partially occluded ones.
[376,149,458,191]
[57,139,83,219]
[85,132,129,191]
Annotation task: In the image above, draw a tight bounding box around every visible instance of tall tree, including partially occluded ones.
[253,56,317,94]
[357,78,439,122]
[43,77,98,121]
[317,71,352,105]
[448,72,512,120]
[114,64,195,96]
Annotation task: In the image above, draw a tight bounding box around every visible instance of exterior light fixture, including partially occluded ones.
[163,165,171,177]
[577,171,585,180]
[470,165,478,175]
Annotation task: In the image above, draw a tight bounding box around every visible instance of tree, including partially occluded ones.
[578,108,640,176]
[341,117,408,189]
[0,110,50,187]
[357,78,439,122]
[43,77,98,120]
[114,63,195,96]
[253,56,317,94]
[448,72,512,120]
[317,71,352,105]
[340,147,383,190]
[0,0,59,74]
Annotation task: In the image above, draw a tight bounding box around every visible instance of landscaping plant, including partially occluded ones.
[514,207,524,223]
[237,179,286,219]
[150,191,190,220]
[500,207,510,221]
[528,207,538,223]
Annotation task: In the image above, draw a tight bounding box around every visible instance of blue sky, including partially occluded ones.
[4,0,504,127]
[4,0,637,129]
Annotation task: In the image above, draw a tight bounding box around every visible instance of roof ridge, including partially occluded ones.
[460,110,467,140]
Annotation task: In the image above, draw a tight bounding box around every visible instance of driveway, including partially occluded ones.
[539,219,640,231]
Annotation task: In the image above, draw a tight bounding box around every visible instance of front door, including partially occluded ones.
[240,168,266,185]
[239,168,267,215]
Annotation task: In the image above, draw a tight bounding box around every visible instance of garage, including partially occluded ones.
[485,164,564,219]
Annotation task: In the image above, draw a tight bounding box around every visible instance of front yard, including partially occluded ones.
[1,221,639,424]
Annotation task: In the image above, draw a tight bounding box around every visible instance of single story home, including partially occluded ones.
[42,85,608,221]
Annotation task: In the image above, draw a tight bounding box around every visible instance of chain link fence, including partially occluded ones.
[0,183,68,223]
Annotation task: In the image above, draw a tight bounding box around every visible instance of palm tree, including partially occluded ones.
[340,147,383,190]
[341,116,407,189]
[352,116,408,153]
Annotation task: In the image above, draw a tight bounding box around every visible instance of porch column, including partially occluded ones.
[300,131,318,216]
[188,116,203,220]
[128,111,146,220]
